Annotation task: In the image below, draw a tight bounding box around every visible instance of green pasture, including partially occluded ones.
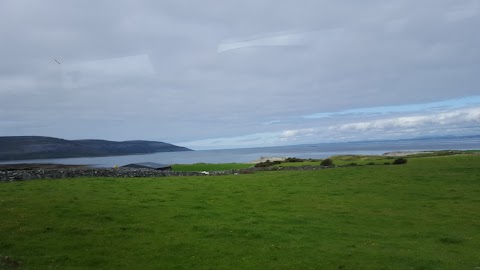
[1,154,479,269]
[278,156,395,167]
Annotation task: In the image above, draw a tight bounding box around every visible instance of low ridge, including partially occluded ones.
[0,136,192,161]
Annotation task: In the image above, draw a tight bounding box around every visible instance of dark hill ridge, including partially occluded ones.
[0,136,192,161]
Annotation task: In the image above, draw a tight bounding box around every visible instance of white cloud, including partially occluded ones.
[305,96,480,119]
[179,132,281,150]
[334,107,480,132]
[218,31,307,52]
[182,107,480,149]
[280,128,315,141]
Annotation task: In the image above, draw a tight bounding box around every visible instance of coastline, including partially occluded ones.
[1,135,479,167]
[1,150,477,172]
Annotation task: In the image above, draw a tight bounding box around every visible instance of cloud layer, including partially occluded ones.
[180,106,480,149]
[0,0,479,149]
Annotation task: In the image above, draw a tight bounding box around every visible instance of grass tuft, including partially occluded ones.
[438,236,464,244]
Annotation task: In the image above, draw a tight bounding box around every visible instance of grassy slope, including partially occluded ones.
[1,155,479,269]
[275,156,395,167]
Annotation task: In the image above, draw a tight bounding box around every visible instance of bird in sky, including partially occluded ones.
[54,59,61,64]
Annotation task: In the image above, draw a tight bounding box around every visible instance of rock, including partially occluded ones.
[21,172,33,180]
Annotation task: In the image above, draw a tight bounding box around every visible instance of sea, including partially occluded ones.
[1,136,479,167]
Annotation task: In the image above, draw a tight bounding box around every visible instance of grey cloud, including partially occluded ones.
[1,0,479,146]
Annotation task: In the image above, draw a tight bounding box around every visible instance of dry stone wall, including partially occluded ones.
[0,166,329,182]
[0,168,233,182]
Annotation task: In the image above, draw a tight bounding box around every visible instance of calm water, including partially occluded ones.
[1,137,479,167]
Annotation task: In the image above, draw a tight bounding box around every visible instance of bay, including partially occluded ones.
[1,136,478,167]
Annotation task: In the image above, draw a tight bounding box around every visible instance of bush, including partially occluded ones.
[347,162,358,166]
[393,158,408,165]
[254,160,282,168]
[383,162,391,165]
[366,162,375,165]
[320,158,334,167]
[285,157,304,163]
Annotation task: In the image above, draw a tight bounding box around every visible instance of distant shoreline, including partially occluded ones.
[1,150,477,171]
[1,135,478,167]
[382,151,433,157]
[0,163,88,171]
[248,156,288,164]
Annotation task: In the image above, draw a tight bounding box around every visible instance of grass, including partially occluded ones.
[172,163,252,172]
[330,155,396,166]
[278,156,395,167]
[0,154,479,269]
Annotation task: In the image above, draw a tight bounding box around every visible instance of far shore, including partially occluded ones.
[0,150,474,171]
[0,163,88,171]
[382,151,433,157]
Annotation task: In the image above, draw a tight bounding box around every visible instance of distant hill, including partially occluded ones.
[0,136,192,161]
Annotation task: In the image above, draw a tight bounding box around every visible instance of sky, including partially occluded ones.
[0,0,479,150]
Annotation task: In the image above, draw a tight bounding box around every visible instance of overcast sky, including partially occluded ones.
[1,0,479,149]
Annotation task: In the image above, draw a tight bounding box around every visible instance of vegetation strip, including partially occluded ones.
[1,151,476,182]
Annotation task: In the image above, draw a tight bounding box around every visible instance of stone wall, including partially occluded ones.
[0,168,234,182]
[0,165,330,182]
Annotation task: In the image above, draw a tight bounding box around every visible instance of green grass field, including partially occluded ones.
[278,156,396,167]
[1,154,479,269]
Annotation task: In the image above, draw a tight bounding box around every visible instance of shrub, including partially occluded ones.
[383,162,391,165]
[254,160,282,168]
[320,158,334,167]
[393,158,408,165]
[285,157,304,163]
[366,162,375,165]
[347,162,358,166]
